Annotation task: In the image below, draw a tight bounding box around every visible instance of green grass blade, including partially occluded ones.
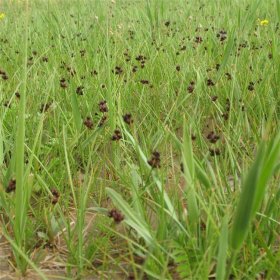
[122,126,179,223]
[0,119,3,164]
[230,144,265,251]
[194,160,211,189]
[2,231,48,280]
[252,133,280,214]
[71,91,82,133]
[13,1,29,272]
[231,133,280,251]
[216,215,228,280]
[106,187,154,246]
[182,124,199,230]
[217,27,235,80]
[239,0,262,32]
[277,0,280,22]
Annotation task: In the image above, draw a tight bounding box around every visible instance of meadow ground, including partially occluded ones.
[0,0,279,279]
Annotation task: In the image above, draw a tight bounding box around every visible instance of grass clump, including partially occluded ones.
[0,0,279,279]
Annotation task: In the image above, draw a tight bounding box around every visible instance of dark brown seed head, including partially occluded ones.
[98,115,107,127]
[4,101,11,108]
[211,95,218,102]
[108,209,124,223]
[207,131,220,144]
[247,82,254,91]
[51,188,60,205]
[135,55,146,62]
[140,79,149,85]
[187,81,195,93]
[225,72,232,80]
[6,179,16,193]
[200,221,206,231]
[2,74,8,80]
[222,112,229,121]
[76,86,84,95]
[112,66,123,75]
[187,85,194,93]
[60,78,68,89]
[191,134,197,141]
[40,102,52,113]
[206,131,214,140]
[91,69,98,76]
[80,49,86,57]
[67,66,76,76]
[180,162,184,173]
[209,148,221,156]
[164,21,170,27]
[123,113,133,125]
[98,100,108,113]
[217,30,227,42]
[207,79,215,86]
[148,151,161,169]
[194,36,203,43]
[84,117,93,129]
[111,129,122,141]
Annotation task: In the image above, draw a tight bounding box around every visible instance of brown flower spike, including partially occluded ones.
[84,117,93,129]
[6,179,16,193]
[123,113,133,125]
[148,151,161,168]
[111,129,122,141]
[108,209,124,223]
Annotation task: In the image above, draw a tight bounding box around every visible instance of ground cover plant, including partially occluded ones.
[0,0,279,279]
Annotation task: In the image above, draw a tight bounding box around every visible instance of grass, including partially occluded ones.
[0,0,279,279]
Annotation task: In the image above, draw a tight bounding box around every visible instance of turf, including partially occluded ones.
[0,0,279,279]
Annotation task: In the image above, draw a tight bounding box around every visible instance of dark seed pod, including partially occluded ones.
[108,209,124,223]
[6,179,16,193]
[148,151,161,168]
[84,117,93,129]
[123,113,133,125]
[111,129,122,141]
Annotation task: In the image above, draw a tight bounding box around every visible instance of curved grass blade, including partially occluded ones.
[182,124,199,232]
[0,121,3,164]
[231,133,280,251]
[2,231,48,280]
[71,91,82,133]
[252,133,280,215]
[217,27,235,80]
[230,144,265,251]
[216,215,228,280]
[106,187,154,246]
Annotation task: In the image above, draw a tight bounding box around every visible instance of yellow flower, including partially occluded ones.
[0,13,5,20]
[258,18,269,26]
